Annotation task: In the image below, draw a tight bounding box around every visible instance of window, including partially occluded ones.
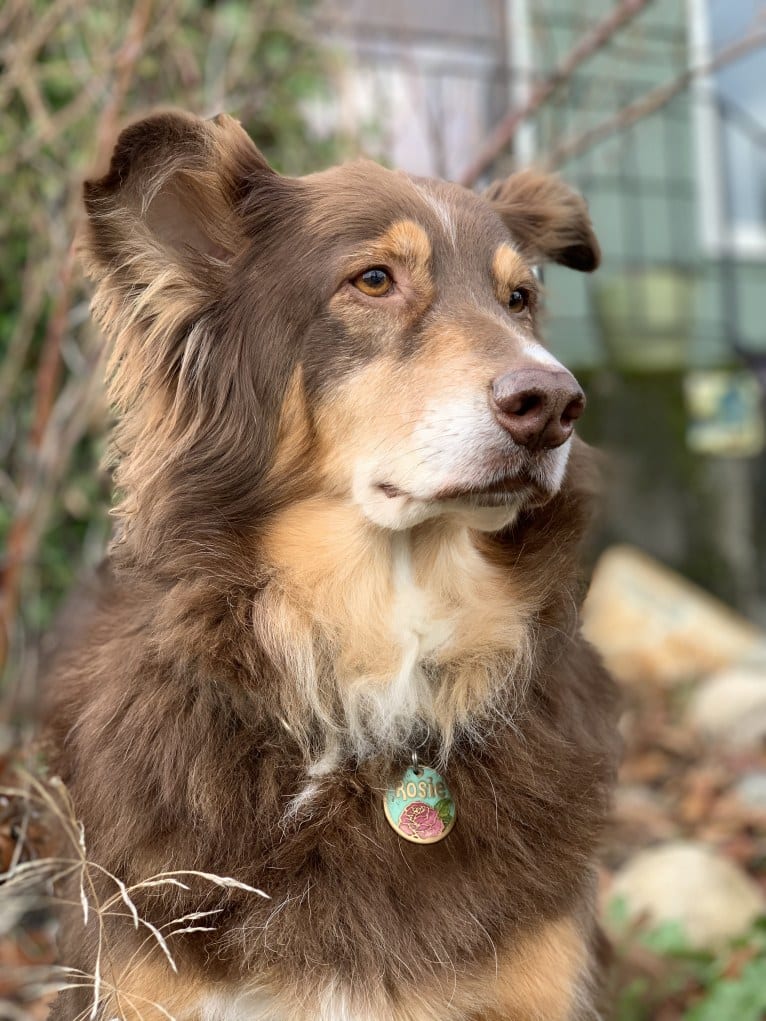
[689,0,766,256]
[315,0,510,179]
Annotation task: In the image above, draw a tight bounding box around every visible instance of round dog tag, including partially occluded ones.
[383,765,456,844]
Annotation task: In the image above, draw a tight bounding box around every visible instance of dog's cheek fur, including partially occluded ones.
[81,114,326,578]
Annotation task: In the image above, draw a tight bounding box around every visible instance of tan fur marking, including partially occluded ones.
[354,218,434,303]
[100,958,208,1021]
[315,355,420,483]
[491,243,533,306]
[479,916,589,1020]
[267,365,314,481]
[381,219,432,268]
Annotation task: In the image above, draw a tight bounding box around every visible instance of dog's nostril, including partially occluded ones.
[561,395,585,426]
[509,393,543,418]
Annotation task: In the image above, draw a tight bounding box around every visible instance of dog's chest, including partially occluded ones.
[389,534,454,664]
[200,988,419,1021]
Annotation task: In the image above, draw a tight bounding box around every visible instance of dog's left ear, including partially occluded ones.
[483,170,600,272]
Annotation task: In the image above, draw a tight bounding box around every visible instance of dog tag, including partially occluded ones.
[383,765,456,844]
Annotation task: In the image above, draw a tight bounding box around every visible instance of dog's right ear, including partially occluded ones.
[81,111,276,409]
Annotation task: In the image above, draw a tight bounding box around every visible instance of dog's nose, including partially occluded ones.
[490,368,585,450]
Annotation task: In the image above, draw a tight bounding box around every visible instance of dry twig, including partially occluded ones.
[544,26,766,169]
[458,0,655,186]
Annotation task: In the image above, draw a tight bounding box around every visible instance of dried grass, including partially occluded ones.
[2,765,269,1020]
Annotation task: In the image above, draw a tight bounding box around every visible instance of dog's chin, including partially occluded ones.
[354,477,547,532]
[356,488,524,532]
[352,440,572,532]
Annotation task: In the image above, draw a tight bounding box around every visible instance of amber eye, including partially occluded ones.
[353,267,393,297]
[508,288,529,314]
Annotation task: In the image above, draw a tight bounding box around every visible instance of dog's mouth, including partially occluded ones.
[360,442,571,530]
[375,473,533,506]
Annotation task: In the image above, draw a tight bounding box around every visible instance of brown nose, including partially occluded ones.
[491,368,585,450]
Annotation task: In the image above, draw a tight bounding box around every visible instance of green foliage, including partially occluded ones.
[435,798,454,825]
[611,907,766,1021]
[685,957,766,1021]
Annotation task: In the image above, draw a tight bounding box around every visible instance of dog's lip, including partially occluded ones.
[377,482,406,499]
[375,475,530,503]
[432,475,530,502]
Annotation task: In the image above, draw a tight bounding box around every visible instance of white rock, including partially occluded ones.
[735,772,766,811]
[610,841,765,949]
[582,545,763,686]
[686,667,766,747]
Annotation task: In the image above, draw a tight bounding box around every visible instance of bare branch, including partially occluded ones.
[544,27,766,169]
[458,0,655,187]
[0,0,156,677]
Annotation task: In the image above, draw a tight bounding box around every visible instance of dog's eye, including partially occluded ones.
[508,288,529,314]
[353,268,393,297]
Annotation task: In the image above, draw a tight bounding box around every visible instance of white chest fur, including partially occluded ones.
[261,502,528,761]
[200,987,388,1021]
[390,532,454,672]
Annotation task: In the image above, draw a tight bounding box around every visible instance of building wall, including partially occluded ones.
[316,0,509,179]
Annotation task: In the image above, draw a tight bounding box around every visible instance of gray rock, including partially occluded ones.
[609,841,765,949]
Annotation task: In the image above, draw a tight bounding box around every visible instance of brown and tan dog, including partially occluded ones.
[45,111,619,1021]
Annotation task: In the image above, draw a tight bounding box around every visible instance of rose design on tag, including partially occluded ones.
[383,765,456,844]
[398,802,443,840]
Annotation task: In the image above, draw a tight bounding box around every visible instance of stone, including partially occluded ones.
[686,667,766,748]
[734,772,766,812]
[609,841,765,949]
[582,545,763,686]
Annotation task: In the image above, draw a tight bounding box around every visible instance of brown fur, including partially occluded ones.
[98,915,586,1021]
[45,110,619,1020]
[484,170,602,271]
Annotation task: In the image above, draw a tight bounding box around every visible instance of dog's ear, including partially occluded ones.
[483,170,600,272]
[81,111,277,410]
[82,110,271,286]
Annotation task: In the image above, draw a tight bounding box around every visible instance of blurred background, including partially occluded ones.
[1,1,765,1018]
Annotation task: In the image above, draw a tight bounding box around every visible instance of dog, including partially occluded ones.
[45,110,620,1021]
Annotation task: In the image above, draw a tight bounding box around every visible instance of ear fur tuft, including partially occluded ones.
[81,110,273,277]
[79,110,279,414]
[484,170,600,272]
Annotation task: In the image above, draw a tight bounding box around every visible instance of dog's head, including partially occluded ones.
[82,111,599,551]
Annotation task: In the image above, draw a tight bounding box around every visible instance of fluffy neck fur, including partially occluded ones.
[130,443,594,774]
[256,498,537,765]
